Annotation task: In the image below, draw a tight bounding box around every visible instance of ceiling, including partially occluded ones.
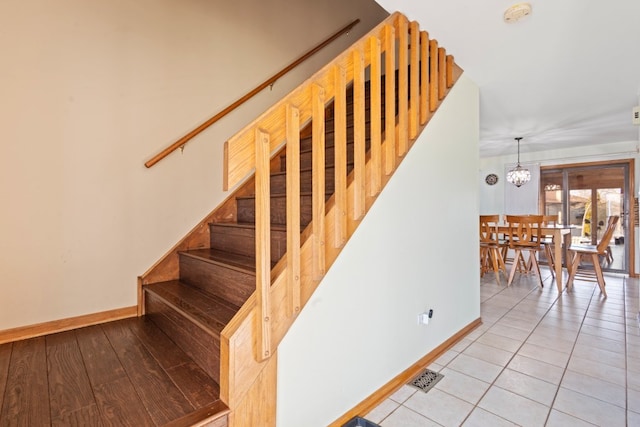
[374,0,640,157]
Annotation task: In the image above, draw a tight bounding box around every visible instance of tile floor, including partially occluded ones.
[364,268,640,426]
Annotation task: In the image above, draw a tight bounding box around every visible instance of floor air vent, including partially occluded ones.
[408,369,444,393]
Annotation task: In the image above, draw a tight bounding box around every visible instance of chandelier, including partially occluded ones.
[506,137,531,187]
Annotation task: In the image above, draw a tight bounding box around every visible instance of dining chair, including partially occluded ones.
[566,215,619,297]
[518,214,558,276]
[539,214,559,279]
[479,215,507,283]
[500,214,528,273]
[505,215,544,288]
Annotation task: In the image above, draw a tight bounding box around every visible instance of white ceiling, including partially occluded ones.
[374,0,640,157]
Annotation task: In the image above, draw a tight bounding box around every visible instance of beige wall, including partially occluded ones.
[277,75,480,426]
[0,0,388,330]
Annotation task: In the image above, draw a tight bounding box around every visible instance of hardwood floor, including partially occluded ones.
[0,317,227,426]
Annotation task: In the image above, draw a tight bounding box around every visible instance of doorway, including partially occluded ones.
[541,161,632,273]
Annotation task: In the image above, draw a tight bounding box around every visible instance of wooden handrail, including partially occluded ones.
[144,18,361,168]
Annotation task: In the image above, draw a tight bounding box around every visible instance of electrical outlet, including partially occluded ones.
[418,311,430,325]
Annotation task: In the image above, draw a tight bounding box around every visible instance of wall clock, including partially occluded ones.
[485,173,498,185]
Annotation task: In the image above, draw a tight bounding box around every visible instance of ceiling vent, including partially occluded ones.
[633,106,640,125]
[504,3,532,23]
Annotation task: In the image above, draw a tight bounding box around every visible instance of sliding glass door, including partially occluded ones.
[541,163,629,273]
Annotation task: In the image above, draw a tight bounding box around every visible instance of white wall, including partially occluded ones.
[0,0,389,331]
[276,75,480,426]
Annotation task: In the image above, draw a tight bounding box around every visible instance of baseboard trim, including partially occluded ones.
[329,317,483,426]
[0,306,138,345]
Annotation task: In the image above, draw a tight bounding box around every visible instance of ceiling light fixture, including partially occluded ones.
[504,3,532,23]
[506,137,531,187]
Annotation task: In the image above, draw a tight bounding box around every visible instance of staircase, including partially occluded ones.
[143,85,370,426]
[145,93,355,362]
[139,12,461,427]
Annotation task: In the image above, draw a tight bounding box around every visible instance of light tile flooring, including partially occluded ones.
[364,269,640,426]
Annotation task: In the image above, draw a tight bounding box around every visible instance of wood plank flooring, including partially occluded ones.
[0,317,226,426]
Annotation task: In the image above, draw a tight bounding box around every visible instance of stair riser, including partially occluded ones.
[145,291,220,383]
[298,123,374,155]
[270,168,337,194]
[282,145,356,172]
[210,225,287,262]
[300,115,379,144]
[325,88,377,113]
[236,195,313,227]
[299,117,375,151]
[179,255,255,308]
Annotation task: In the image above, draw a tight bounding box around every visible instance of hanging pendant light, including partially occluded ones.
[506,137,531,187]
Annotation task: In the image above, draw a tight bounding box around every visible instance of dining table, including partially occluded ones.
[498,224,573,293]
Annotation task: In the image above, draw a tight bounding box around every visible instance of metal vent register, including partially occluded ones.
[408,369,444,393]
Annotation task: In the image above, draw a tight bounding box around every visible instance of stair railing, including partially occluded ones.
[144,18,360,168]
[220,12,461,422]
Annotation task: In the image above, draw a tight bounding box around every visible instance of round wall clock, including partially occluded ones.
[485,173,498,185]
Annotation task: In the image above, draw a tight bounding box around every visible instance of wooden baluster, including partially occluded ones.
[353,47,366,220]
[285,105,301,316]
[333,66,347,248]
[420,31,429,125]
[369,35,382,196]
[438,47,446,100]
[384,24,396,175]
[254,128,271,360]
[312,84,326,279]
[397,16,409,156]
[409,21,420,140]
[429,39,439,112]
[447,55,455,88]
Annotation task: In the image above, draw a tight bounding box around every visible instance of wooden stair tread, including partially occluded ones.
[269,163,353,178]
[180,248,263,273]
[209,222,286,231]
[288,134,362,152]
[270,165,337,177]
[147,280,240,336]
[235,192,331,200]
[288,139,364,156]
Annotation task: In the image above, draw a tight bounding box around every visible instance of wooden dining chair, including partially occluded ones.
[566,215,619,297]
[479,215,507,283]
[518,214,558,277]
[500,214,528,273]
[505,215,544,288]
[539,214,559,279]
